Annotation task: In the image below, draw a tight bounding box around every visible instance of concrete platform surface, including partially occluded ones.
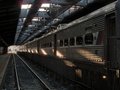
[0,54,10,88]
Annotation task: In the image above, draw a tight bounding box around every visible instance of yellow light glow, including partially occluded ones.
[52,49,54,52]
[41,49,47,55]
[63,60,76,67]
[56,50,64,58]
[28,49,31,53]
[102,75,107,79]
[116,70,119,78]
[75,69,82,78]
[77,49,104,63]
[35,49,38,53]
[31,50,34,53]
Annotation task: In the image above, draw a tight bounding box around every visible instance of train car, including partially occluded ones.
[23,1,120,90]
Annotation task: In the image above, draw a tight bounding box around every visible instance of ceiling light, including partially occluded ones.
[28,25,35,27]
[21,4,31,9]
[32,17,39,21]
[32,18,38,21]
[38,8,46,11]
[41,3,50,8]
[54,18,60,21]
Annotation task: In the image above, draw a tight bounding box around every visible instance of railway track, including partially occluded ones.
[2,54,91,90]
[3,54,54,90]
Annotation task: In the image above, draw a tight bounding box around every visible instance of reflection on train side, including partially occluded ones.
[75,69,82,78]
[28,49,31,53]
[52,49,64,58]
[35,49,38,53]
[56,50,64,58]
[63,60,76,67]
[77,48,104,64]
[40,49,48,55]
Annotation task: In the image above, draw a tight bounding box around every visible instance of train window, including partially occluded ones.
[64,39,69,46]
[60,40,63,46]
[45,42,52,47]
[70,37,75,46]
[41,44,44,48]
[47,43,49,47]
[85,33,93,44]
[76,36,83,45]
[49,42,52,47]
[45,43,47,47]
[44,43,46,47]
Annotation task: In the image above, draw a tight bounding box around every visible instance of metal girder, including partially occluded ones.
[76,0,94,6]
[20,9,29,18]
[22,0,35,4]
[57,5,81,19]
[36,11,50,18]
[18,21,24,26]
[49,0,79,5]
[17,26,23,30]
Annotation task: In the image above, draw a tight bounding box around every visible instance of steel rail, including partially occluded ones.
[13,54,21,90]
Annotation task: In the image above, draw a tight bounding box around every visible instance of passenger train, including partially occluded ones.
[20,1,120,90]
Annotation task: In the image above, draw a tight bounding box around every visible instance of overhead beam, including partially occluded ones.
[49,0,79,5]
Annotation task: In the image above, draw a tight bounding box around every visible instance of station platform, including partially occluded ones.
[0,54,10,89]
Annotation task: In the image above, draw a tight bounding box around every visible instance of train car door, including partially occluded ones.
[54,34,57,55]
[105,13,116,68]
[105,12,120,90]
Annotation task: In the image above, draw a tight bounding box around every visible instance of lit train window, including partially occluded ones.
[64,39,69,46]
[76,36,83,45]
[60,40,63,46]
[70,37,75,46]
[85,33,93,44]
